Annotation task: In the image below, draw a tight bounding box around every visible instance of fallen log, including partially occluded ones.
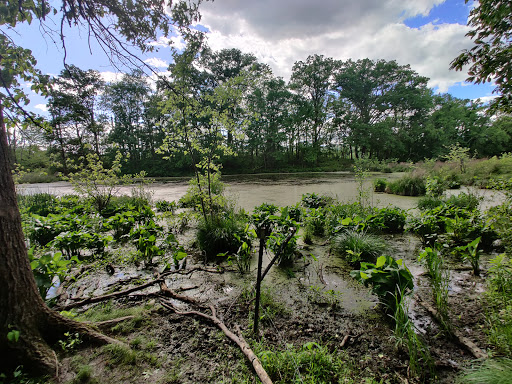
[161,300,273,384]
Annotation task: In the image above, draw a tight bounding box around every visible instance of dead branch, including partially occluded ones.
[56,278,163,311]
[161,300,273,384]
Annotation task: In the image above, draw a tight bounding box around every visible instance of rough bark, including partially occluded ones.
[0,106,120,377]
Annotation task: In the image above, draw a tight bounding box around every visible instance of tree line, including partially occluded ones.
[8,48,512,176]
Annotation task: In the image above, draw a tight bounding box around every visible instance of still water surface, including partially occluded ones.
[18,172,504,211]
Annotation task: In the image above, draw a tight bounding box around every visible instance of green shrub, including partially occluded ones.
[366,207,407,234]
[155,199,177,213]
[303,208,326,237]
[445,191,481,210]
[417,196,444,211]
[300,192,333,209]
[373,178,387,192]
[425,176,446,197]
[332,230,387,265]
[386,175,426,196]
[17,193,59,216]
[28,248,71,298]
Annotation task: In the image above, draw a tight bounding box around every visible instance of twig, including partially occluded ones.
[85,315,136,328]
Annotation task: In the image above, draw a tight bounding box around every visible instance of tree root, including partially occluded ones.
[56,278,164,311]
[160,300,273,384]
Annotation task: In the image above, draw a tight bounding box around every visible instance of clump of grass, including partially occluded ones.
[386,175,426,196]
[332,229,387,264]
[103,344,138,366]
[391,293,434,380]
[196,212,249,260]
[459,358,512,384]
[419,246,451,334]
[254,342,378,384]
[373,178,387,192]
[73,365,97,384]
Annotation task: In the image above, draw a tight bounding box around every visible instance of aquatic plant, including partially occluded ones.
[386,175,426,196]
[351,255,414,312]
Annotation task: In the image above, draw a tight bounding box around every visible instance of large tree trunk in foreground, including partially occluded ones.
[0,106,119,377]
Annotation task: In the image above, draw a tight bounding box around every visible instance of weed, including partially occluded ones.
[332,229,387,265]
[419,246,451,333]
[386,175,426,196]
[459,358,512,384]
[351,255,414,312]
[102,344,137,366]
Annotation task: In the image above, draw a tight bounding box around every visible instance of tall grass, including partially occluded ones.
[419,246,451,334]
[460,358,512,384]
[332,229,387,265]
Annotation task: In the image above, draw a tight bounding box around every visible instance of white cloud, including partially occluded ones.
[100,71,122,83]
[35,104,48,112]
[144,57,169,69]
[199,0,473,92]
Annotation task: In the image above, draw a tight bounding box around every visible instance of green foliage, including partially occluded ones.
[373,178,387,192]
[386,175,426,196]
[104,211,137,243]
[425,176,446,197]
[390,294,434,380]
[63,151,145,214]
[484,254,512,355]
[445,192,482,211]
[300,192,333,209]
[256,342,359,384]
[332,230,387,265]
[444,143,471,173]
[460,358,512,384]
[365,207,407,234]
[419,246,451,332]
[28,248,72,298]
[226,225,256,275]
[454,237,482,275]
[265,215,300,266]
[351,255,414,311]
[130,221,164,264]
[417,196,444,211]
[163,233,188,270]
[155,199,177,213]
[303,207,326,238]
[58,332,82,352]
[196,211,250,260]
[17,193,58,216]
[450,0,512,113]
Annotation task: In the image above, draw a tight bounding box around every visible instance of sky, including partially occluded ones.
[12,0,496,115]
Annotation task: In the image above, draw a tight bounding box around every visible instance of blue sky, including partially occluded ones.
[11,0,496,115]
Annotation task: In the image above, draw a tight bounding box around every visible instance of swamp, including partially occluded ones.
[11,159,512,384]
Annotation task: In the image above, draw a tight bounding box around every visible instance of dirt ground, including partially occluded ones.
[56,232,491,384]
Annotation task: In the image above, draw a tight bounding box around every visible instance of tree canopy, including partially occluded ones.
[450,0,512,113]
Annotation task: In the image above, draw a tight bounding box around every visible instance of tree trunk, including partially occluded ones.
[0,106,119,377]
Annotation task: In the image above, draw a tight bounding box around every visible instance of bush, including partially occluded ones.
[417,196,444,211]
[300,192,333,209]
[155,199,177,213]
[386,175,426,196]
[366,207,407,234]
[373,178,387,193]
[332,229,387,265]
[445,191,481,210]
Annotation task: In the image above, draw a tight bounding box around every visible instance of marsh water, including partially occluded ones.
[19,171,505,212]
